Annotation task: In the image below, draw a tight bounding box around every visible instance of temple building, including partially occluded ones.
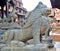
[0,0,28,27]
[14,0,28,27]
[15,0,27,15]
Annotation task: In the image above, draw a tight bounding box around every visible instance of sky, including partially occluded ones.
[22,0,52,11]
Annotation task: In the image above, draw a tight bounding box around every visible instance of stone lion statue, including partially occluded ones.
[1,2,53,49]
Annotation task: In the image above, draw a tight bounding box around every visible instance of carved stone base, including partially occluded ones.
[1,44,48,51]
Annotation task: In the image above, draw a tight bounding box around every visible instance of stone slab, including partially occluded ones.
[1,44,48,51]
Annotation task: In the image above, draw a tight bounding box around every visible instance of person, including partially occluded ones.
[0,0,7,19]
[0,9,2,19]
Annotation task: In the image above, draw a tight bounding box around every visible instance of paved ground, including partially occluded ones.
[55,42,60,51]
[56,48,60,51]
[48,44,58,51]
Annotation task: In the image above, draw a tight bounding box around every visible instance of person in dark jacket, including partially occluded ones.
[0,0,7,19]
[50,0,60,9]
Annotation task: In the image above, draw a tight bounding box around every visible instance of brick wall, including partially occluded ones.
[51,35,60,41]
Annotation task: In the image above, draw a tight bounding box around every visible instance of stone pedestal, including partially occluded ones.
[1,44,48,51]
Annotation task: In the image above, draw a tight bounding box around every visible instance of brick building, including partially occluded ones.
[49,8,60,42]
